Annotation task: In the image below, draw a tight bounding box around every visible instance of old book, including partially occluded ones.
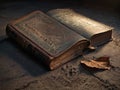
[6,11,89,70]
[47,9,113,46]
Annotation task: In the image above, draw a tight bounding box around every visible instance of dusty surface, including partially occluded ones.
[0,1,120,90]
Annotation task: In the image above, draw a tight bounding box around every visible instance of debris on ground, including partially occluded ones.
[88,46,96,51]
[80,56,111,70]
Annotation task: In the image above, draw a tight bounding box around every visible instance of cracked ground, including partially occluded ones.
[0,1,120,90]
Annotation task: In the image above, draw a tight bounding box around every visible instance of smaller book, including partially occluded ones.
[47,9,113,47]
[6,11,89,70]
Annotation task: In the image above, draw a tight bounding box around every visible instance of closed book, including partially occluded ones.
[47,9,113,47]
[6,11,89,70]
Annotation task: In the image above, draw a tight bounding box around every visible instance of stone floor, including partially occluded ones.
[0,1,120,90]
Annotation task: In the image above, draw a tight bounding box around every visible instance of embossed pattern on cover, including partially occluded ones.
[11,11,86,57]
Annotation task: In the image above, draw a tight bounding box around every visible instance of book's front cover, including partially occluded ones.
[10,11,86,58]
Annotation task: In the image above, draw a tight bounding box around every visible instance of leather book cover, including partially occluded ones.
[6,11,89,70]
[47,9,113,47]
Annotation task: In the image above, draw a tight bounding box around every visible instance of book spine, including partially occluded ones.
[6,25,51,69]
